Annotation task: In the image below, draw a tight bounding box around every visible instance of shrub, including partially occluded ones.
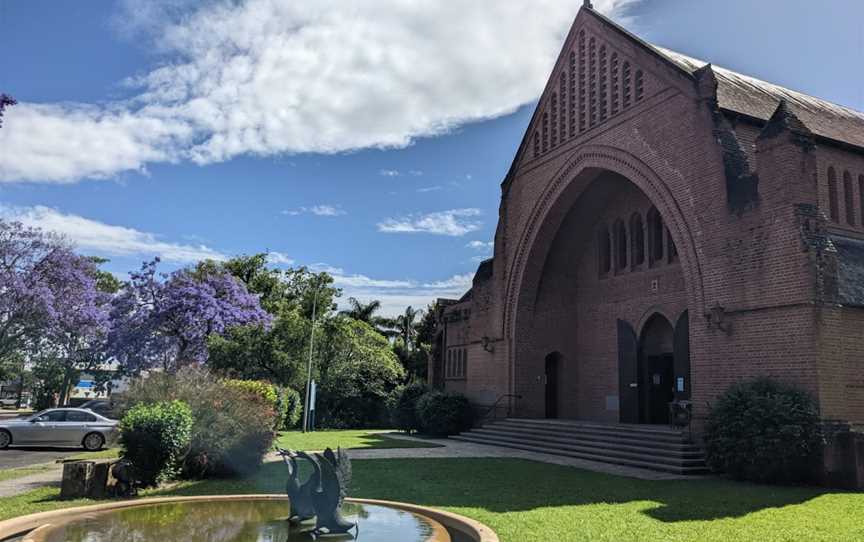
[276,386,303,430]
[225,379,278,406]
[393,382,431,434]
[119,400,193,487]
[704,378,823,484]
[124,367,278,478]
[416,391,474,437]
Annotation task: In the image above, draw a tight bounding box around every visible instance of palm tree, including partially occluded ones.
[395,306,422,350]
[340,298,395,337]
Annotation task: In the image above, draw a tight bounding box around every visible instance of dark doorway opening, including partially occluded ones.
[638,315,675,425]
[544,352,561,419]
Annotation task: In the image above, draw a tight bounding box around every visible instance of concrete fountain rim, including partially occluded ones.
[0,494,499,542]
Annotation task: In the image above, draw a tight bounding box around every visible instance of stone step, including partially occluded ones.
[492,419,690,443]
[499,418,689,437]
[455,432,706,467]
[469,427,704,457]
[450,434,709,475]
[481,422,697,449]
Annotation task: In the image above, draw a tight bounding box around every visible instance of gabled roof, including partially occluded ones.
[502,6,864,190]
[652,46,864,151]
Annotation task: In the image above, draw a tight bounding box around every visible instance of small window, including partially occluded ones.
[614,219,627,271]
[647,206,664,264]
[66,411,97,423]
[635,70,644,101]
[844,170,855,226]
[828,167,839,222]
[630,213,645,267]
[597,226,611,275]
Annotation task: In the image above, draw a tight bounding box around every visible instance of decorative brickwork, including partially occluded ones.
[435,5,864,435]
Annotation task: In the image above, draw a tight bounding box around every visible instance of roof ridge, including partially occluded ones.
[650,44,864,120]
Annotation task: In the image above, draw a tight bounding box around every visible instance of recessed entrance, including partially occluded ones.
[639,314,674,424]
[544,352,561,419]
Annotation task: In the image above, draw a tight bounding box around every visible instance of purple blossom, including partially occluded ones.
[0,219,110,362]
[108,258,271,372]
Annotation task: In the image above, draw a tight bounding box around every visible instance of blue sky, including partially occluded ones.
[1,0,862,314]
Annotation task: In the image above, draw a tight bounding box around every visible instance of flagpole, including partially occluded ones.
[302,284,319,433]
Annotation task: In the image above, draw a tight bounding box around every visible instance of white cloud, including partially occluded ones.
[0,205,226,263]
[282,204,346,217]
[0,0,638,183]
[417,186,443,193]
[267,251,295,265]
[379,169,401,177]
[377,208,482,237]
[466,240,494,251]
[312,263,474,316]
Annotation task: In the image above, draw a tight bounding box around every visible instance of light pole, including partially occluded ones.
[301,284,319,433]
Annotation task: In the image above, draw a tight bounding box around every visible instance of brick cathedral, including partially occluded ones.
[432,2,864,432]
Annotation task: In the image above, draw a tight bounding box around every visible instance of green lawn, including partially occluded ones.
[2,458,862,541]
[274,429,442,451]
[0,463,56,483]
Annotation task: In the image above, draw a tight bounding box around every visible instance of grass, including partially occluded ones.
[67,448,121,461]
[274,429,442,451]
[1,458,862,541]
[0,463,57,483]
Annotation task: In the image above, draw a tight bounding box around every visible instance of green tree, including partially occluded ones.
[339,297,395,337]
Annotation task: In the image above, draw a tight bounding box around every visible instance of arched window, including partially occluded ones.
[630,213,645,267]
[559,73,567,141]
[609,52,620,115]
[647,206,664,264]
[589,37,597,127]
[614,219,627,271]
[568,52,576,137]
[551,93,559,148]
[542,113,549,153]
[859,175,864,228]
[461,349,467,378]
[598,225,611,275]
[622,62,632,108]
[667,228,678,263]
[844,170,855,226]
[599,45,608,122]
[828,167,839,222]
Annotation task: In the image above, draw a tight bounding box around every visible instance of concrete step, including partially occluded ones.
[450,434,709,475]
[496,418,690,441]
[468,428,704,457]
[455,432,705,467]
[451,418,707,475]
[478,422,698,450]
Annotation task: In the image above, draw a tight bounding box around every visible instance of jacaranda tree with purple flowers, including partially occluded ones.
[109,258,271,373]
[0,219,112,404]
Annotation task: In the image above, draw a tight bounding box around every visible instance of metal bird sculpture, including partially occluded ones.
[312,447,356,535]
[277,446,356,536]
[276,448,317,523]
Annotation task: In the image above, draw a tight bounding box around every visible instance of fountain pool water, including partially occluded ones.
[18,498,453,542]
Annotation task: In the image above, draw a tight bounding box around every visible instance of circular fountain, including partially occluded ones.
[0,496,497,542]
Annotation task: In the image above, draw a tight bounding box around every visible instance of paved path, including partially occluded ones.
[1,431,701,498]
[0,467,62,497]
[276,432,699,481]
[0,447,82,470]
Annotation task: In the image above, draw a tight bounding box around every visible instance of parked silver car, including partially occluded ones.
[0,408,118,450]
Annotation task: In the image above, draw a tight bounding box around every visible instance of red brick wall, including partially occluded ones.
[438,7,864,429]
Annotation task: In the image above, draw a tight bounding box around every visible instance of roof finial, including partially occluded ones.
[583,0,594,8]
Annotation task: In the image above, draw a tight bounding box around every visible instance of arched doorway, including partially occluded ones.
[639,314,674,424]
[544,352,562,419]
[506,148,703,422]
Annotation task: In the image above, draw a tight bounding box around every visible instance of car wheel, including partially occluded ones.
[82,432,104,451]
[0,429,11,449]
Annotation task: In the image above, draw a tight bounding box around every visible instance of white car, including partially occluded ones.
[0,408,119,450]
